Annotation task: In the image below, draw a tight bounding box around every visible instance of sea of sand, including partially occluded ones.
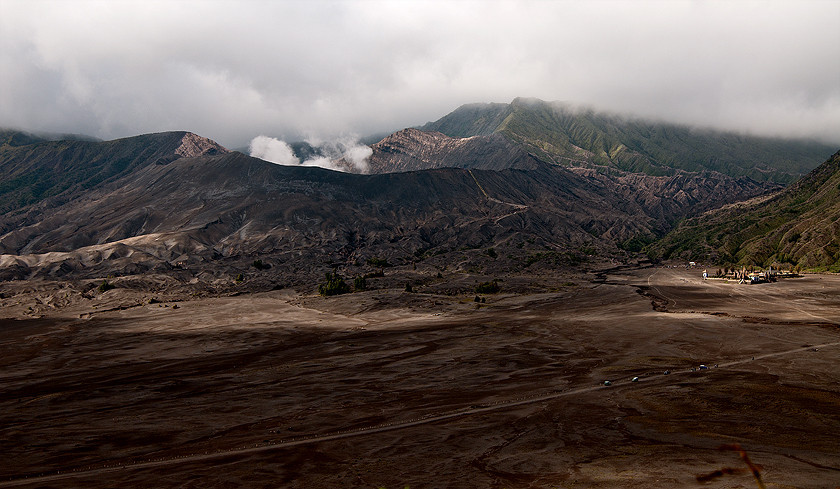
[1,266,838,488]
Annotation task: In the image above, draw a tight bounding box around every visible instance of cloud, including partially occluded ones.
[249,135,372,173]
[1,0,838,146]
[342,142,373,174]
[306,137,372,173]
[249,135,298,166]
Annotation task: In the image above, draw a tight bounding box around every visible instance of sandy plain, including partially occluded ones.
[1,266,838,488]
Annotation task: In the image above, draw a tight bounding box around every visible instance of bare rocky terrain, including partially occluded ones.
[0,130,780,286]
[1,266,838,488]
[1,113,837,488]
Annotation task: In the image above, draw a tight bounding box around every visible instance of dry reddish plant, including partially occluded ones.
[696,444,765,489]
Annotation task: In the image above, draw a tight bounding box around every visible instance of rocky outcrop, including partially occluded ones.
[367,129,541,173]
[175,132,228,158]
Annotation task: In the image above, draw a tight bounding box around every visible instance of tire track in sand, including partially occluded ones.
[3,341,839,487]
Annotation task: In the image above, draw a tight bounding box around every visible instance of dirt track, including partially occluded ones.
[1,268,839,488]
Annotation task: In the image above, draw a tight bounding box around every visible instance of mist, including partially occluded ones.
[249,135,372,173]
[1,0,838,146]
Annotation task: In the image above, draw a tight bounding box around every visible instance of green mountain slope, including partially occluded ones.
[652,150,840,271]
[422,98,835,183]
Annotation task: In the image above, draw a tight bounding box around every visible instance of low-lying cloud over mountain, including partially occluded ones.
[1,1,838,147]
[249,136,372,173]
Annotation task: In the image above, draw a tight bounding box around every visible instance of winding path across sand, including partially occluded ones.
[3,340,837,488]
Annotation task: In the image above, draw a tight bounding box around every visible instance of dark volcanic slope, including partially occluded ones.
[0,130,227,216]
[421,98,835,183]
[653,150,840,271]
[0,132,777,282]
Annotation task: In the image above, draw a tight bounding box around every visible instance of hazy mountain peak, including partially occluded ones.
[421,98,836,183]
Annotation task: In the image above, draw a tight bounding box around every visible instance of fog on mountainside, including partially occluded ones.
[418,98,837,183]
[248,135,372,173]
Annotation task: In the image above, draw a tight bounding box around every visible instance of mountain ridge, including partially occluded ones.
[0,132,777,282]
[0,130,228,217]
[652,150,840,271]
[419,98,835,182]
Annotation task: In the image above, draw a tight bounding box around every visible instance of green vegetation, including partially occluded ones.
[318,271,350,296]
[651,151,840,272]
[475,280,500,294]
[422,98,833,183]
[97,280,115,293]
[366,257,391,267]
[579,244,596,256]
[0,131,196,214]
[353,275,367,291]
[252,259,270,270]
[620,234,656,253]
[234,273,244,283]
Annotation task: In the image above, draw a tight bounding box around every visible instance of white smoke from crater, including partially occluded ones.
[248,135,298,166]
[248,135,371,173]
[341,140,373,173]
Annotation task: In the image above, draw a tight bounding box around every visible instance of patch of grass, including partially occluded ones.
[97,280,115,293]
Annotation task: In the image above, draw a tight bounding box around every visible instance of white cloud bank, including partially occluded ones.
[249,135,372,173]
[248,136,298,166]
[1,0,838,145]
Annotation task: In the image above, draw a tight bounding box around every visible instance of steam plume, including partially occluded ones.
[248,136,298,166]
[248,135,371,173]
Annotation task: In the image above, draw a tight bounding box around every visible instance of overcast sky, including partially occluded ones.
[1,0,838,147]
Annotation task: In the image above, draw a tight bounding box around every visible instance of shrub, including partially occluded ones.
[319,271,350,296]
[475,280,500,294]
[97,280,115,293]
[364,269,384,278]
[234,273,244,283]
[252,259,270,270]
[353,275,367,291]
[366,257,390,267]
[404,282,413,293]
[486,248,497,259]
